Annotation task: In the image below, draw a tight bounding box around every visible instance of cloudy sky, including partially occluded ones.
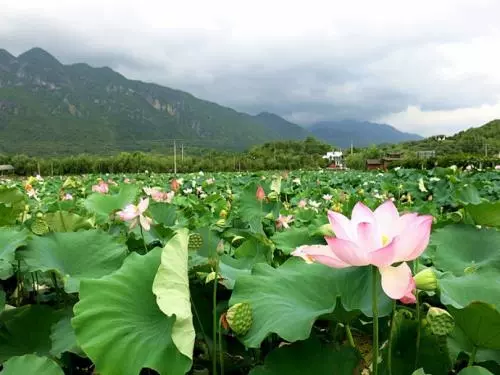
[1,0,500,136]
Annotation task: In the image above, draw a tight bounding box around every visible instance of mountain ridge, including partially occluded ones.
[307,119,423,148]
[1,47,423,155]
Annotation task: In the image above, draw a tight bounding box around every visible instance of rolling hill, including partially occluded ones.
[392,119,500,156]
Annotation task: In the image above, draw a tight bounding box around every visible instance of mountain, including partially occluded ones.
[0,48,308,155]
[0,47,427,156]
[307,120,423,148]
[394,119,500,156]
[253,112,312,139]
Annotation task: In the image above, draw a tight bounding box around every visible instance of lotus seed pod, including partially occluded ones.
[226,302,253,336]
[414,268,438,292]
[427,307,455,336]
[188,233,203,251]
[31,219,50,236]
[448,210,463,223]
[219,209,228,218]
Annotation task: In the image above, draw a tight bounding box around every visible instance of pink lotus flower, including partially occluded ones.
[92,181,109,194]
[292,201,433,303]
[116,198,153,231]
[298,199,307,208]
[495,165,500,170]
[256,185,266,201]
[152,190,174,203]
[276,214,294,229]
[143,187,175,203]
[62,193,73,201]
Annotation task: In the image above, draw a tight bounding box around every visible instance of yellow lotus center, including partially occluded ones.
[381,234,390,246]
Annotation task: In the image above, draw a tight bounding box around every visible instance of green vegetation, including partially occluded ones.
[1,168,500,374]
[343,120,500,169]
[384,119,500,157]
[0,137,332,175]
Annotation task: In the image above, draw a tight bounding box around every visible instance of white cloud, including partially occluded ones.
[378,99,500,136]
[1,0,500,135]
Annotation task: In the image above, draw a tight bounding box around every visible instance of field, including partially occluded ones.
[1,166,500,375]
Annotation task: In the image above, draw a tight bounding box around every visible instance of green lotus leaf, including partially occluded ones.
[449,302,500,350]
[0,187,26,226]
[44,211,93,232]
[466,201,500,228]
[72,247,191,375]
[1,354,64,375]
[50,313,83,358]
[0,227,29,280]
[229,258,391,347]
[249,335,361,375]
[270,227,324,254]
[84,184,138,222]
[21,230,127,293]
[458,367,494,375]
[430,225,500,309]
[152,228,195,361]
[0,305,63,362]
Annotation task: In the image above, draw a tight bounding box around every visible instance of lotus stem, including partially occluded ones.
[414,292,421,370]
[468,346,478,367]
[388,300,396,375]
[139,225,148,254]
[372,266,379,375]
[212,268,218,375]
[219,319,225,375]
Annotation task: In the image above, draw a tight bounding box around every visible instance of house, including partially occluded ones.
[416,150,436,159]
[366,152,403,170]
[366,159,384,170]
[323,151,345,169]
[0,164,14,175]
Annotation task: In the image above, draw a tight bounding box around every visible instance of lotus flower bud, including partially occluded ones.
[256,185,266,201]
[226,302,253,336]
[414,268,438,291]
[426,307,454,336]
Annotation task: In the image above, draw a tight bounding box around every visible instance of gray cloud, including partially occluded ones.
[1,0,500,136]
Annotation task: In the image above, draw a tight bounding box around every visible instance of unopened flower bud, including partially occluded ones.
[414,268,438,291]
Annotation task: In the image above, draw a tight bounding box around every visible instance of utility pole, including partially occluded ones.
[173,139,177,175]
[351,141,353,155]
[485,143,488,157]
[181,143,184,162]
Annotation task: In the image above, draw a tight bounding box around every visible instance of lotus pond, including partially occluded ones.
[0,166,499,375]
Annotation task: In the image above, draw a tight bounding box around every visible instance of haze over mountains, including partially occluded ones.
[0,47,423,155]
